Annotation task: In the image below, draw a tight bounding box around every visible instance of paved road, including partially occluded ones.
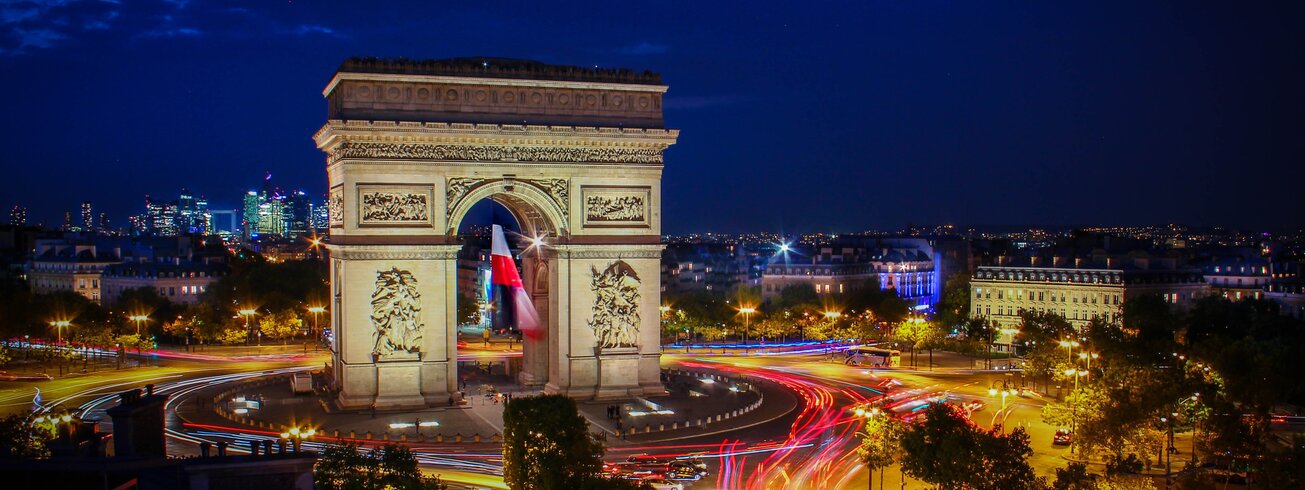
[8,346,1177,489]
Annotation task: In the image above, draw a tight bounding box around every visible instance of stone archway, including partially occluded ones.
[316,57,678,409]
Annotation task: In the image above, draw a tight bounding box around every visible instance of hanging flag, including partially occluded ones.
[491,225,542,338]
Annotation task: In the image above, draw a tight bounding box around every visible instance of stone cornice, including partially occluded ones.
[314,120,678,152]
[549,244,665,259]
[324,244,461,260]
[324,72,669,98]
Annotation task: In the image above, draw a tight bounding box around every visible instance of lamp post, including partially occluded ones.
[1078,351,1098,374]
[49,320,71,343]
[239,309,256,345]
[1000,328,1020,369]
[739,307,756,355]
[279,425,316,453]
[307,306,325,349]
[128,315,149,336]
[988,383,1012,432]
[1058,339,1080,362]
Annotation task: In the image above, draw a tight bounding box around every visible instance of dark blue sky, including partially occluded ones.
[2,1,1302,233]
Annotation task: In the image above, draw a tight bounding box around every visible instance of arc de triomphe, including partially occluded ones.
[314,58,677,409]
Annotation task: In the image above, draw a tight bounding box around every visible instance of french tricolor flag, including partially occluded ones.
[491,224,542,338]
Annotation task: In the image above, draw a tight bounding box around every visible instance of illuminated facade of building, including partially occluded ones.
[27,239,122,303]
[761,238,940,309]
[101,261,228,306]
[971,255,1210,351]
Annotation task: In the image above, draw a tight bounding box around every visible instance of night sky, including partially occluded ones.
[2,1,1302,233]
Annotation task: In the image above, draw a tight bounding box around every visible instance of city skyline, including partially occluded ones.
[3,2,1303,233]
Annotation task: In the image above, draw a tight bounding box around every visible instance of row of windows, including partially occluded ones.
[975,287,1120,305]
[981,305,1119,323]
[32,262,110,272]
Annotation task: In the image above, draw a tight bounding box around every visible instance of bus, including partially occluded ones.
[844,345,901,368]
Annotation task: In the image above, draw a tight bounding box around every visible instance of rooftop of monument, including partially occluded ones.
[337,56,663,85]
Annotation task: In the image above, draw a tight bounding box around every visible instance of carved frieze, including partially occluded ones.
[581,186,652,228]
[357,185,433,226]
[331,142,663,165]
[587,261,641,349]
[522,178,569,223]
[328,187,344,227]
[370,267,424,359]
[445,177,485,211]
[444,177,570,225]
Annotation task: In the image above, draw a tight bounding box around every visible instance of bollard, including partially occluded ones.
[249,440,260,456]
[383,433,390,441]
[364,431,372,440]
[454,433,462,443]
[333,430,340,439]
[200,441,212,458]
[216,441,228,457]
[400,434,407,442]
[349,431,356,439]
[658,423,665,431]
[644,425,651,433]
[492,433,501,443]
[437,434,444,443]
[473,434,481,443]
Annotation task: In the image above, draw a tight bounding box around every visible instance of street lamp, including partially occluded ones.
[738,307,756,354]
[1064,368,1087,391]
[307,306,325,347]
[279,425,316,453]
[1078,351,1099,374]
[1058,339,1080,362]
[239,309,257,345]
[49,320,71,343]
[128,315,149,336]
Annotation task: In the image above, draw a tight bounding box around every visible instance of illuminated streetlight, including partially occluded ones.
[239,308,257,345]
[307,305,325,347]
[823,311,841,319]
[1078,351,1099,373]
[128,315,149,335]
[48,320,71,343]
[738,306,756,354]
[1058,339,1080,363]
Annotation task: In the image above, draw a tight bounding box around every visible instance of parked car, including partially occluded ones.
[1053,428,1072,445]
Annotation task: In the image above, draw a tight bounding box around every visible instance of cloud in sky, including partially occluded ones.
[0,0,341,56]
[615,41,669,55]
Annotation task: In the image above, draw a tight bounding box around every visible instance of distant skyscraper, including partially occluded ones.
[9,205,26,226]
[285,190,311,236]
[81,201,94,231]
[311,198,329,230]
[242,191,260,240]
[98,212,109,231]
[63,211,75,232]
[145,195,179,236]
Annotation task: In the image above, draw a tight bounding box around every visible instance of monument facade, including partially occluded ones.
[315,57,677,409]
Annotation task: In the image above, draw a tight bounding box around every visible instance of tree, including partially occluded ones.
[858,413,905,489]
[314,443,447,490]
[502,394,604,489]
[1053,462,1097,490]
[260,309,303,343]
[456,292,482,326]
[899,404,1043,490]
[0,413,55,458]
[934,272,972,329]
